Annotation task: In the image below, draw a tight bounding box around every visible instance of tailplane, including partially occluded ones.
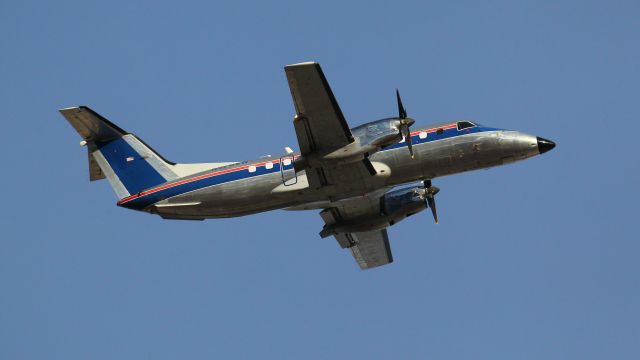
[59,106,235,200]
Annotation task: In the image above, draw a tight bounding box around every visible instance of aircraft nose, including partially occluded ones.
[536,137,556,154]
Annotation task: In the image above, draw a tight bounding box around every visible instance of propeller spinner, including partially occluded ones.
[396,89,415,159]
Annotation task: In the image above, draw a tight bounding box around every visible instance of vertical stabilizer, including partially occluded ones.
[59,106,177,199]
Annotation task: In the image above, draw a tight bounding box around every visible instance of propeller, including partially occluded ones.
[422,180,440,224]
[396,89,415,158]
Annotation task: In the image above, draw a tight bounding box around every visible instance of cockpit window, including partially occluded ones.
[457,121,476,130]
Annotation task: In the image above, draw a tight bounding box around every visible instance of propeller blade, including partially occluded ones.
[401,125,414,158]
[396,89,415,158]
[396,89,407,119]
[426,194,438,224]
[423,180,439,224]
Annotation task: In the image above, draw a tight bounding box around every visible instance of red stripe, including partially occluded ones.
[410,123,457,136]
[118,157,294,205]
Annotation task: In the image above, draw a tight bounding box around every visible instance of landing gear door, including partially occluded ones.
[280,155,297,186]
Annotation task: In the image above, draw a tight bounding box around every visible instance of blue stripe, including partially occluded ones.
[97,138,167,195]
[120,126,501,210]
[120,161,291,210]
[382,125,500,151]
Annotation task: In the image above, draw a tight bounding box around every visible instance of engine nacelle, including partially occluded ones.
[351,118,405,150]
[381,186,427,226]
[321,118,403,164]
[320,186,427,237]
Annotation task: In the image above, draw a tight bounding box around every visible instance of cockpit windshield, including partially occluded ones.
[457,121,476,130]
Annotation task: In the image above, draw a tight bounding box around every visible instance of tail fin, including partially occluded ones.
[60,106,180,199]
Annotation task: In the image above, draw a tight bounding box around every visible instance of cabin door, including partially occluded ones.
[280,155,297,186]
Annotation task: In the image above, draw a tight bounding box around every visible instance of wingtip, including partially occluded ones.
[59,105,93,113]
[58,106,80,112]
[285,61,319,68]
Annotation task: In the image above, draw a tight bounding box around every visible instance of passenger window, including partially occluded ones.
[436,128,444,135]
[248,165,256,173]
[457,121,476,130]
[419,131,427,139]
[265,162,273,169]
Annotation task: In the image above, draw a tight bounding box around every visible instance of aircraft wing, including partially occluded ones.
[285,62,354,156]
[285,62,377,193]
[319,195,393,270]
[343,229,392,270]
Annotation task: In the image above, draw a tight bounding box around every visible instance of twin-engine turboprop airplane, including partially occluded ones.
[60,62,555,270]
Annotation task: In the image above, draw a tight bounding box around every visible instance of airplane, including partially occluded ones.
[59,62,555,270]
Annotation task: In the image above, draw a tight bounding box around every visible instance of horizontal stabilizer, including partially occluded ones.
[59,106,127,143]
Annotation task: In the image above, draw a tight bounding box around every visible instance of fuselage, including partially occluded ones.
[116,121,548,220]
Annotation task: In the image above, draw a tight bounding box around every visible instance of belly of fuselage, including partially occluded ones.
[152,172,300,218]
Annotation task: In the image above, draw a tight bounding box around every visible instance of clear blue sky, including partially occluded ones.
[1,0,638,358]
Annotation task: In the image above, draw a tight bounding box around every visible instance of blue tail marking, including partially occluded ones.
[97,138,167,194]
